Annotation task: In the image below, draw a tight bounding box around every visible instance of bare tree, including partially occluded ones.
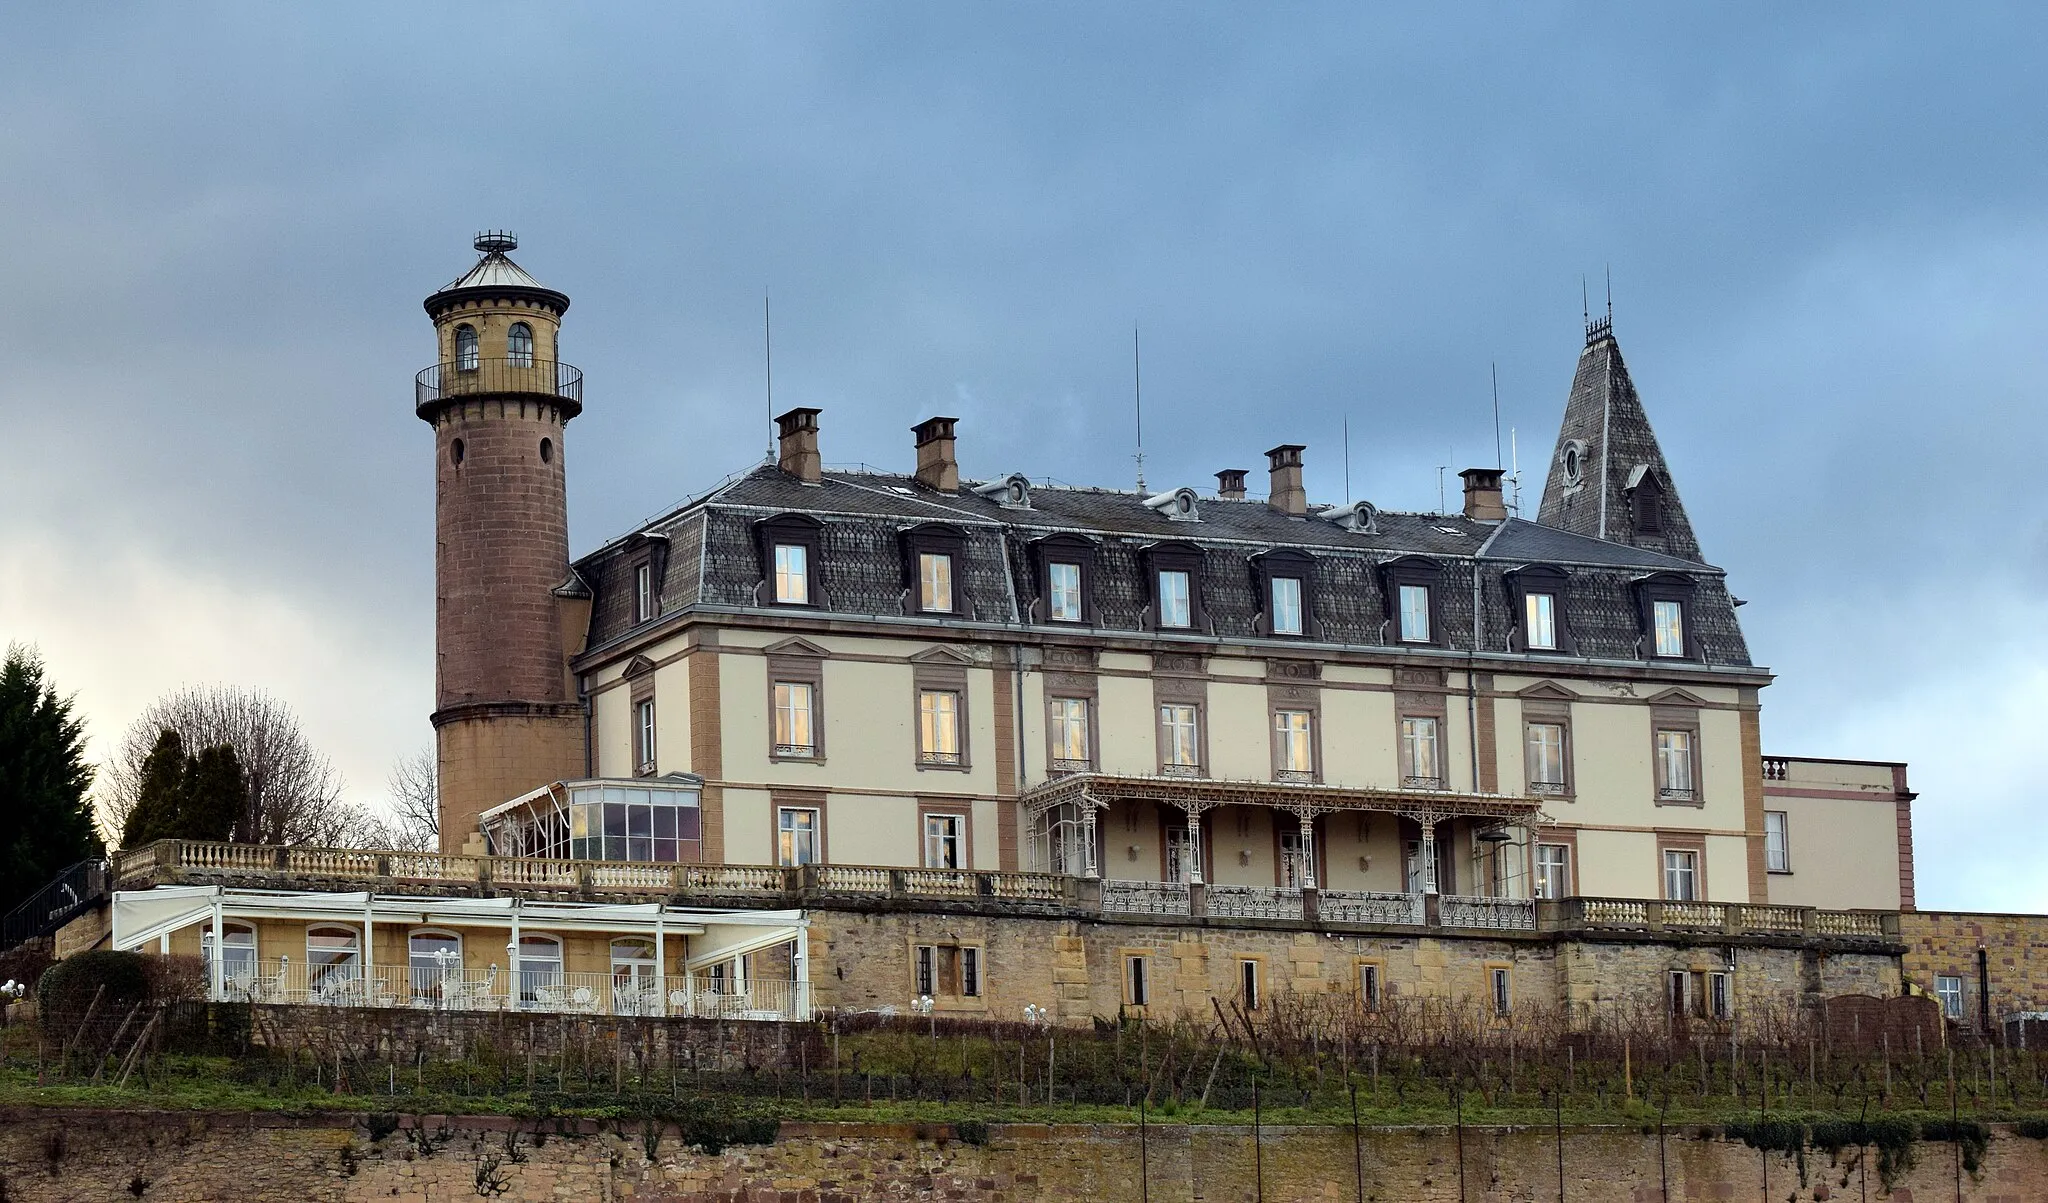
[374,747,439,852]
[100,685,364,847]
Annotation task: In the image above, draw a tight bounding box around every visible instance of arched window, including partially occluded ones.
[507,321,534,366]
[203,922,257,990]
[306,925,360,998]
[611,937,658,1015]
[407,929,462,1005]
[514,933,562,1009]
[454,323,479,371]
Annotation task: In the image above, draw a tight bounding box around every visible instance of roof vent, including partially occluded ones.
[1143,487,1201,523]
[1319,500,1377,534]
[971,473,1033,509]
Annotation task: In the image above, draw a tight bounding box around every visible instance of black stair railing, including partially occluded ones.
[1,860,108,952]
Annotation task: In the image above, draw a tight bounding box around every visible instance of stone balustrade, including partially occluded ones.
[109,840,1900,945]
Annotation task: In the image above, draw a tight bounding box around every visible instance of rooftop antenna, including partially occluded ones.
[1605,264,1613,326]
[1436,463,1448,516]
[1581,275,1590,336]
[1132,324,1147,493]
[1491,361,1503,470]
[1509,427,1522,516]
[763,291,775,462]
[1342,414,1352,504]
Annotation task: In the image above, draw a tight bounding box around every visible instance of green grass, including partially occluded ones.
[3,1057,2044,1135]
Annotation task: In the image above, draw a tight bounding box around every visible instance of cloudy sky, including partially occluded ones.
[2,6,2042,910]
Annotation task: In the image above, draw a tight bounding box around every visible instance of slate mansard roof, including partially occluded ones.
[572,461,1757,675]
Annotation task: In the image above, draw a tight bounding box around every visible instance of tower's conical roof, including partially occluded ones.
[1534,320,1703,564]
[424,231,570,317]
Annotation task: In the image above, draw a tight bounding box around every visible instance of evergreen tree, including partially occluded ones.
[0,645,103,916]
[180,743,244,842]
[119,729,187,849]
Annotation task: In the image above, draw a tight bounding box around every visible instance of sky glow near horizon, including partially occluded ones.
[1,6,2043,910]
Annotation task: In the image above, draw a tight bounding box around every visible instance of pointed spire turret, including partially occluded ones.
[1535,324,1703,563]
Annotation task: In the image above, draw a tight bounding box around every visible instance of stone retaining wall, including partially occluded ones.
[0,1109,2043,1202]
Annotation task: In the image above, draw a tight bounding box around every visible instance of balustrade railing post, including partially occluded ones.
[1645,901,1666,931]
[888,869,907,897]
[1800,907,1819,936]
[1724,905,1746,936]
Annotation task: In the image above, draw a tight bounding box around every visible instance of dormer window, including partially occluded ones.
[1379,557,1443,648]
[1049,563,1082,622]
[1252,549,1315,639]
[900,523,966,617]
[1144,543,1205,633]
[1652,600,1685,657]
[1634,573,1698,660]
[755,514,823,609]
[1270,577,1303,635]
[1503,565,1573,655]
[919,553,953,613]
[508,321,535,367]
[774,545,809,604]
[1398,585,1431,643]
[1157,571,1192,628]
[1627,466,1665,534]
[454,324,479,371]
[635,562,655,622]
[1031,534,1098,626]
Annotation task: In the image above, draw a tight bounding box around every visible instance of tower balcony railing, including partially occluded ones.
[416,358,583,413]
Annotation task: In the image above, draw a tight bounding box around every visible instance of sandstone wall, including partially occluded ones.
[809,908,1901,1026]
[1900,911,2048,1026]
[1,1110,2044,1202]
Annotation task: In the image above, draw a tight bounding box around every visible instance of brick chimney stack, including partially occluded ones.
[1215,468,1248,501]
[777,407,823,484]
[1265,445,1307,515]
[1460,467,1507,522]
[912,416,960,492]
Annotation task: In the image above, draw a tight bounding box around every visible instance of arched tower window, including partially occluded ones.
[454,324,479,371]
[508,321,534,367]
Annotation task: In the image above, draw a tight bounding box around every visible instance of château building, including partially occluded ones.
[79,235,1937,1026]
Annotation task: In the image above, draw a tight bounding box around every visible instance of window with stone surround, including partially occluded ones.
[912,655,971,770]
[1123,954,1150,1007]
[913,942,984,1000]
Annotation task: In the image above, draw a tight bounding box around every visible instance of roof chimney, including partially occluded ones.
[912,416,960,492]
[1215,468,1248,501]
[776,407,823,484]
[1265,444,1306,515]
[1459,467,1507,522]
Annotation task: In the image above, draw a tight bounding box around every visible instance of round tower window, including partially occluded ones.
[1561,441,1585,486]
[540,438,553,464]
[451,438,465,466]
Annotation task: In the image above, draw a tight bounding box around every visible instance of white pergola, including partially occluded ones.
[110,885,808,1009]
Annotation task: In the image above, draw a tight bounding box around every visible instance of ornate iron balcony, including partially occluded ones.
[416,358,583,417]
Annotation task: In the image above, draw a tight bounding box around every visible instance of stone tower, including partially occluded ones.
[418,233,591,853]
